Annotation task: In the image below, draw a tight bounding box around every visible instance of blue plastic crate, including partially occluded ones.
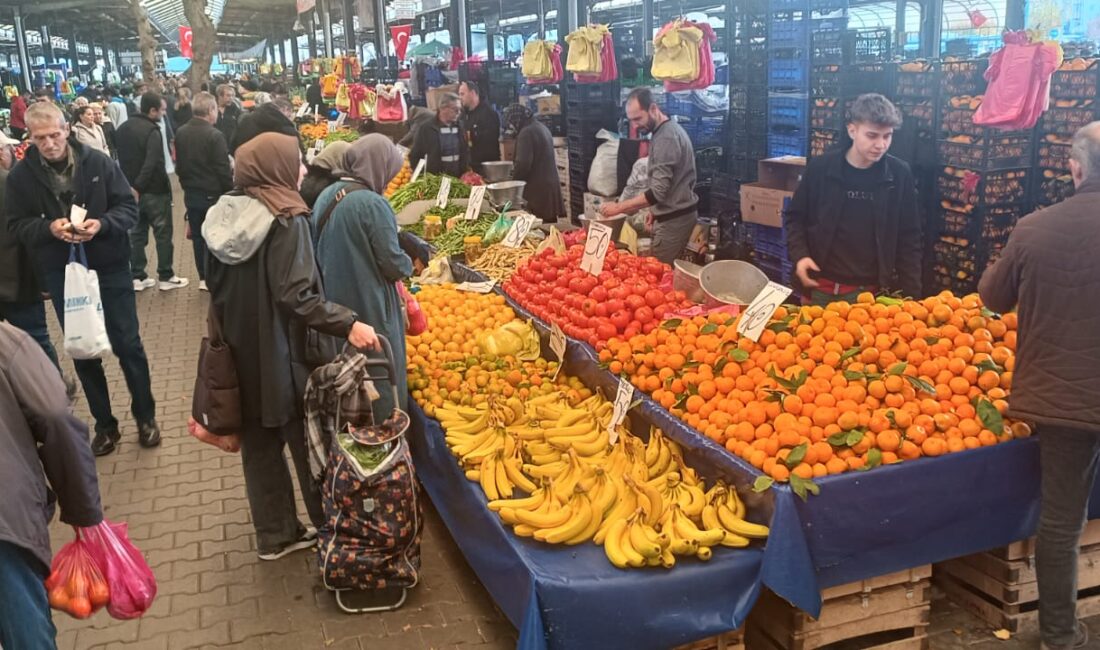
[810,0,848,10]
[769,55,810,89]
[664,91,724,119]
[768,94,809,129]
[754,252,793,284]
[769,11,810,48]
[771,0,809,9]
[768,129,808,157]
[747,223,786,246]
[696,115,727,148]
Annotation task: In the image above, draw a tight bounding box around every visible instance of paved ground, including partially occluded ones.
[39,182,1095,649]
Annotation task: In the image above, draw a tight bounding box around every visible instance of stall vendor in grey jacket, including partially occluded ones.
[0,321,102,649]
[599,87,698,264]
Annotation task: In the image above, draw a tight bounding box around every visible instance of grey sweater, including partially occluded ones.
[643,118,698,221]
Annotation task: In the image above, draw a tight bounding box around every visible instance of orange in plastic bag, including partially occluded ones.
[46,528,110,619]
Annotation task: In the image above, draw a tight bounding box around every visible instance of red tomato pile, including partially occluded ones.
[502,243,693,348]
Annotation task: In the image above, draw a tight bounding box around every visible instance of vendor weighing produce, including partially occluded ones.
[784,93,922,304]
[599,88,698,264]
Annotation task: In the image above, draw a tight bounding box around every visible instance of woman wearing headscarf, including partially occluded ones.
[299,140,351,209]
[201,132,380,561]
[310,134,414,415]
[505,104,564,223]
[71,105,110,155]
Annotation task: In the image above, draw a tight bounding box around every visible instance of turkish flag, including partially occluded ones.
[297,0,316,12]
[179,26,193,59]
[391,24,413,62]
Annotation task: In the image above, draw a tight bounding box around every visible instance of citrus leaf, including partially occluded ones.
[752,476,774,492]
[784,443,808,468]
[887,362,908,375]
[924,336,940,345]
[789,475,820,501]
[885,410,897,428]
[764,389,786,403]
[981,307,1000,319]
[976,358,1004,374]
[700,323,718,335]
[843,370,866,381]
[715,356,728,373]
[791,368,809,389]
[828,431,852,446]
[661,319,682,330]
[839,347,861,363]
[865,448,883,469]
[976,398,1005,435]
[846,429,865,446]
[905,375,936,395]
[730,349,750,363]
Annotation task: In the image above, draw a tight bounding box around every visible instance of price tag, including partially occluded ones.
[736,281,794,343]
[410,158,426,183]
[464,185,486,220]
[607,377,634,443]
[335,112,347,127]
[580,222,613,276]
[435,177,452,208]
[502,213,538,248]
[69,204,87,226]
[550,322,566,380]
[327,119,337,132]
[295,102,310,118]
[455,280,496,294]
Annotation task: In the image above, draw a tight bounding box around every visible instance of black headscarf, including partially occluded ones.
[503,104,534,138]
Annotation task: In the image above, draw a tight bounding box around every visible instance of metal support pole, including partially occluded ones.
[895,0,906,56]
[373,0,387,71]
[290,32,301,79]
[538,0,546,39]
[13,8,32,90]
[321,0,335,58]
[1005,0,1024,31]
[920,0,942,57]
[344,0,357,52]
[562,0,578,34]
[454,0,468,52]
[278,35,288,67]
[68,29,79,78]
[307,13,318,58]
[641,0,653,56]
[40,26,53,65]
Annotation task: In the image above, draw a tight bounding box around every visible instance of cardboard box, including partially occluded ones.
[426,84,459,110]
[740,156,806,228]
[536,95,561,114]
[500,139,516,162]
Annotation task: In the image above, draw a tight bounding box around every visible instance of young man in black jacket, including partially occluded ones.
[784,94,922,303]
[7,101,161,455]
[459,81,501,174]
[114,91,188,292]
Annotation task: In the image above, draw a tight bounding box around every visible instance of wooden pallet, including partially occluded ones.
[991,519,1100,561]
[675,629,745,650]
[745,567,932,650]
[936,572,1100,635]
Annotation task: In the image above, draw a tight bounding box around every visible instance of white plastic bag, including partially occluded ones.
[63,244,111,360]
[587,129,621,197]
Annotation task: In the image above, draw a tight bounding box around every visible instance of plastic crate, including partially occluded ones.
[1035,141,1072,170]
[853,28,891,62]
[895,61,939,98]
[810,0,848,12]
[732,11,769,44]
[730,84,768,112]
[754,252,793,284]
[771,0,808,9]
[1051,62,1100,99]
[1040,103,1099,138]
[937,168,1029,206]
[537,113,565,137]
[810,97,844,128]
[731,43,769,84]
[768,52,810,89]
[728,154,758,182]
[846,62,896,95]
[940,59,988,96]
[730,130,768,159]
[1034,169,1075,206]
[769,11,810,48]
[811,63,842,96]
[768,93,809,129]
[810,128,842,157]
[566,113,618,137]
[811,25,845,63]
[747,222,785,245]
[938,136,1033,170]
[686,115,728,148]
[730,109,768,135]
[664,91,725,119]
[897,97,935,131]
[936,202,1020,242]
[568,140,599,168]
[768,129,808,157]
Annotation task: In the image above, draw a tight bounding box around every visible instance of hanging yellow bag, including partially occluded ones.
[322,72,340,98]
[565,25,608,74]
[334,83,351,111]
[651,20,703,82]
[522,40,554,79]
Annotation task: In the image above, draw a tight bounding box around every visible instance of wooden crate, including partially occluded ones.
[746,567,932,650]
[675,629,744,650]
[992,519,1100,561]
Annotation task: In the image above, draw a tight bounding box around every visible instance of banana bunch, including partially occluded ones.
[644,429,678,479]
[438,396,528,469]
[702,481,770,544]
[489,484,602,545]
[649,472,706,518]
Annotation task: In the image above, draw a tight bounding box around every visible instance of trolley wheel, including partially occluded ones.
[334,586,408,614]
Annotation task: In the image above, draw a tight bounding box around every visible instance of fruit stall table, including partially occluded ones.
[401,236,1100,623]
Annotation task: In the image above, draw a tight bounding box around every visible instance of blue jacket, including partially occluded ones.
[6,140,138,276]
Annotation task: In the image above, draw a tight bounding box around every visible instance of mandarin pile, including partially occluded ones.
[602,291,1027,483]
[384,159,413,198]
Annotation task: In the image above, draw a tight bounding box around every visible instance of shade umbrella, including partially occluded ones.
[408,40,452,58]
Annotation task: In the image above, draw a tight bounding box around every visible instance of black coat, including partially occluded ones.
[175,118,233,196]
[299,168,340,210]
[783,149,922,298]
[409,118,469,177]
[216,102,242,152]
[512,121,563,223]
[231,104,299,154]
[172,103,193,130]
[6,141,138,276]
[0,167,40,302]
[464,102,501,172]
[114,114,170,194]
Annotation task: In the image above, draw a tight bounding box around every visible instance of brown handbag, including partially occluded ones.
[192,304,242,434]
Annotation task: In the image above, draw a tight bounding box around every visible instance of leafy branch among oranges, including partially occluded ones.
[601,291,1025,499]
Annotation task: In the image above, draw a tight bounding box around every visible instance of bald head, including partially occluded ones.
[1071,122,1100,188]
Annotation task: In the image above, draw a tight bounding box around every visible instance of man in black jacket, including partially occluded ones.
[175,91,232,292]
[459,81,500,173]
[7,101,160,455]
[0,322,102,648]
[215,83,242,152]
[114,91,188,292]
[784,94,922,303]
[409,93,469,177]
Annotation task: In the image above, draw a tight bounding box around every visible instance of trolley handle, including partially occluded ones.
[351,334,401,416]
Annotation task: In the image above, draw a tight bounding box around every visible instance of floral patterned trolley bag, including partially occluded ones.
[304,336,422,613]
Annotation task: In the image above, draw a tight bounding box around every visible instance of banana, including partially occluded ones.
[498,507,519,525]
[465,469,481,481]
[529,451,564,465]
[628,515,662,559]
[524,462,566,478]
[603,518,632,569]
[494,454,514,499]
[568,430,611,457]
[644,431,661,466]
[510,426,549,441]
[615,517,648,568]
[503,433,517,459]
[672,506,726,547]
[489,488,545,512]
[556,409,592,427]
[648,441,672,479]
[543,421,599,439]
[528,392,564,406]
[448,413,490,435]
[538,493,594,544]
[547,426,603,449]
[479,455,500,501]
[594,484,637,544]
[678,483,706,518]
[513,523,536,537]
[503,457,539,493]
[717,505,770,539]
[514,497,573,529]
[696,546,713,561]
[702,505,751,548]
[659,545,676,569]
[728,489,747,519]
[565,494,605,545]
[631,476,664,527]
[536,405,565,421]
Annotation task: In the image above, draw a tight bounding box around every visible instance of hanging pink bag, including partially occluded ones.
[80,520,157,619]
[974,34,1061,130]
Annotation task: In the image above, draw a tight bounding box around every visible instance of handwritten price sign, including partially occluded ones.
[502,213,538,248]
[435,177,452,209]
[464,185,486,220]
[607,377,634,443]
[410,158,426,183]
[580,222,613,276]
[736,281,793,342]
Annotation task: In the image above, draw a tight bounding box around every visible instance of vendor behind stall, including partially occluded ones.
[409,93,468,177]
[599,88,697,264]
[459,81,501,174]
[504,104,563,223]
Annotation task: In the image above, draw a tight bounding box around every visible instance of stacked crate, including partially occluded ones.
[934,59,1033,294]
[486,63,520,110]
[746,222,793,284]
[809,28,892,158]
[728,0,768,181]
[766,0,815,157]
[563,78,621,219]
[1033,59,1100,207]
[555,141,571,219]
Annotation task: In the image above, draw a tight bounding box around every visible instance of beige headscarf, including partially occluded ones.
[311,140,351,174]
[233,132,310,217]
[343,133,403,193]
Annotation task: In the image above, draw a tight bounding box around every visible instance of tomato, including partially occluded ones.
[582,299,598,316]
[551,286,568,301]
[541,268,558,283]
[594,303,609,318]
[634,306,655,324]
[622,326,640,339]
[602,277,622,290]
[608,286,628,301]
[609,310,631,330]
[625,294,646,311]
[642,321,657,334]
[568,277,586,293]
[607,299,626,314]
[644,289,666,308]
[590,285,608,302]
[596,321,618,340]
[548,254,568,268]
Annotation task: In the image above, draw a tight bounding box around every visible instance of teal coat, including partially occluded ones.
[311,182,414,415]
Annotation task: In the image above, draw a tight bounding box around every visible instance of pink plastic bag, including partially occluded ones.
[397,282,428,336]
[80,520,157,619]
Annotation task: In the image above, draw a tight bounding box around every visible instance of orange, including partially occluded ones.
[837,411,860,431]
[769,463,791,482]
[921,437,946,456]
[884,375,905,393]
[876,429,901,452]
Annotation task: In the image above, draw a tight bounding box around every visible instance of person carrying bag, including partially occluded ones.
[63,243,111,360]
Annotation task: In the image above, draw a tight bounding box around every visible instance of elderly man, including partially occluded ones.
[214,83,242,150]
[978,121,1100,650]
[409,92,468,177]
[6,101,160,455]
[458,81,501,173]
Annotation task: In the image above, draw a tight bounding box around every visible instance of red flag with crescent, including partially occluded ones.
[391,24,413,62]
[179,27,193,59]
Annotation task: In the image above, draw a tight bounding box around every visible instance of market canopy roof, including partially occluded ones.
[0,0,178,55]
[408,39,452,57]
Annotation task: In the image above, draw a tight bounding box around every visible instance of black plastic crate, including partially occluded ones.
[564,97,620,118]
[731,107,768,135]
[1040,102,1099,138]
[896,61,939,98]
[937,168,1030,206]
[810,128,841,157]
[732,11,768,44]
[564,79,622,104]
[811,24,846,63]
[811,63,842,96]
[810,97,845,128]
[897,97,935,132]
[568,146,598,174]
[730,130,768,160]
[1036,140,1072,170]
[1034,169,1075,206]
[684,115,728,148]
[729,154,759,182]
[566,113,618,137]
[846,62,896,96]
[730,84,768,113]
[731,42,768,84]
[938,136,1033,170]
[937,201,1021,243]
[940,59,988,96]
[853,28,891,62]
[537,113,565,137]
[1051,62,1100,99]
